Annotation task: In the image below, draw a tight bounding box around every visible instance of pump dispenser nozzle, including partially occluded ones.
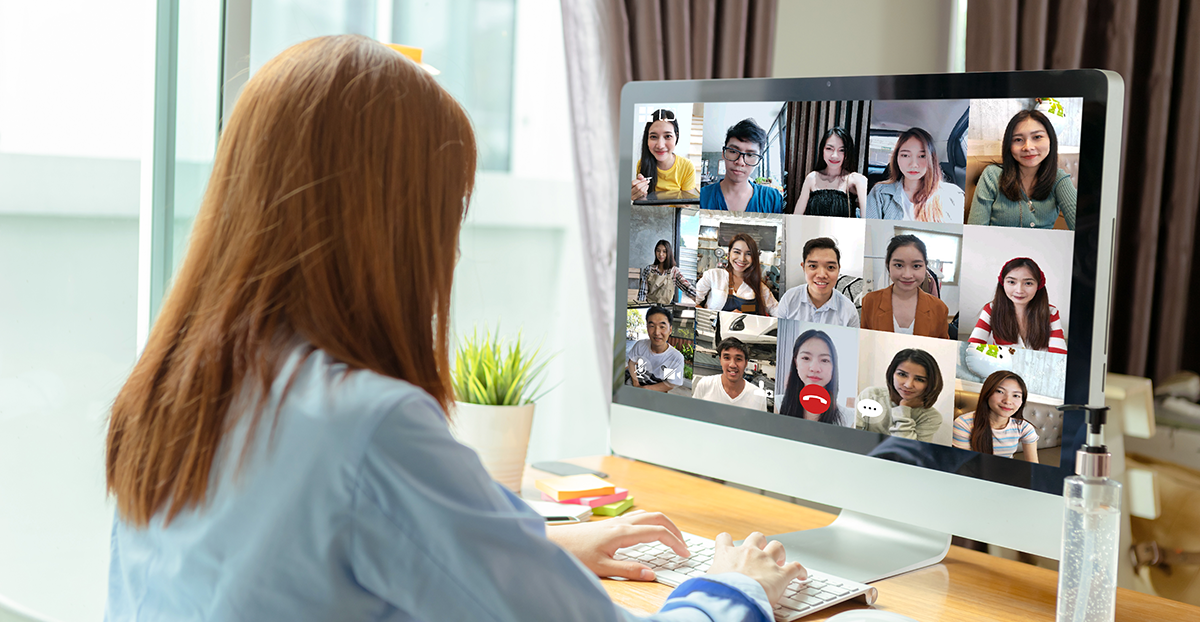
[1056,404,1112,478]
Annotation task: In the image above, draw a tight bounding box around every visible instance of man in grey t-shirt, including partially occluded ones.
[626,306,685,392]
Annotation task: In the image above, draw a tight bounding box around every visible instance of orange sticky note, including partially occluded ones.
[535,474,616,501]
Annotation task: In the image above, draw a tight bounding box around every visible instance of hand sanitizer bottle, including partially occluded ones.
[1055,405,1121,622]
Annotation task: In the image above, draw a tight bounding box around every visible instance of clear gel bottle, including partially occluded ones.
[1056,406,1121,622]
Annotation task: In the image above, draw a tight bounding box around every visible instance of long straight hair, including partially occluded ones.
[991,258,1052,350]
[724,233,768,315]
[105,35,476,527]
[638,109,680,194]
[967,371,1029,454]
[998,109,1060,201]
[780,330,842,425]
[883,127,943,222]
[812,126,858,175]
[654,239,676,271]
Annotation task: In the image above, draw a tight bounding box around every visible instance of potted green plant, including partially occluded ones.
[450,328,553,491]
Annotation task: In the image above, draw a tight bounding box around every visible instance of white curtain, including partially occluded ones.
[560,0,630,400]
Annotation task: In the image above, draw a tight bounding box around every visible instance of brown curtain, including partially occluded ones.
[967,0,1200,382]
[782,100,873,214]
[561,0,779,393]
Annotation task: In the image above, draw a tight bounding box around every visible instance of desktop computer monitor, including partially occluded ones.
[611,70,1123,582]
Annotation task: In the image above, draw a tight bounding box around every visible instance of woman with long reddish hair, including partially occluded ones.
[862,127,964,223]
[104,35,803,621]
[695,233,778,316]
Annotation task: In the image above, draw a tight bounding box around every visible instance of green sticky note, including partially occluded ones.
[592,497,635,516]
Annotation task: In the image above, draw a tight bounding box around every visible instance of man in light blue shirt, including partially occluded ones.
[772,237,861,327]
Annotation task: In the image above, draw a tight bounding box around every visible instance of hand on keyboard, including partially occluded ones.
[546,510,691,580]
[614,531,877,621]
[709,532,808,604]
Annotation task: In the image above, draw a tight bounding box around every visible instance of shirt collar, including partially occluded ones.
[798,285,842,312]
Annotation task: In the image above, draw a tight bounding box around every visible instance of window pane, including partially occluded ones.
[897,228,962,284]
[392,0,515,171]
[0,1,153,620]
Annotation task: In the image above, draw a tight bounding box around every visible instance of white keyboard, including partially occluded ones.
[614,532,879,621]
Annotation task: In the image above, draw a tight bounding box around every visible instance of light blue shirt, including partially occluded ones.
[773,285,860,327]
[105,345,773,622]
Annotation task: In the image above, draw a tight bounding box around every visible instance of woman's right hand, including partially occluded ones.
[707,532,807,604]
[631,174,650,201]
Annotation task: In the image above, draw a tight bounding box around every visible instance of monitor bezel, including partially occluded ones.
[612,70,1117,499]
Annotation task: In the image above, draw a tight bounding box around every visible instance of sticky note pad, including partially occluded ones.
[535,474,616,501]
[541,488,629,508]
[592,497,635,516]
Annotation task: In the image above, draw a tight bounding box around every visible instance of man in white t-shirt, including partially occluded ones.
[626,306,685,392]
[691,337,768,411]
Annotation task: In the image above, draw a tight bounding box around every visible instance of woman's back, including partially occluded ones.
[106,345,625,621]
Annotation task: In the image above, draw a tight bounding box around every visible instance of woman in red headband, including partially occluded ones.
[968,257,1067,353]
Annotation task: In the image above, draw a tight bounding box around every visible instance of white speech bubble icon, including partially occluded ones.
[857,398,884,419]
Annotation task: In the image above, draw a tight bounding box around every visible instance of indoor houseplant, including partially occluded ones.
[450,328,553,491]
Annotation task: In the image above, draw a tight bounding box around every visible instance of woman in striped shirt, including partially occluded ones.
[968,257,1067,354]
[953,371,1040,462]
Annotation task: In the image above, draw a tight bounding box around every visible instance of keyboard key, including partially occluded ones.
[799,594,824,607]
[778,594,808,610]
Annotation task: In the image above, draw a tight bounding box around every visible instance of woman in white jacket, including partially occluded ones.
[695,233,778,316]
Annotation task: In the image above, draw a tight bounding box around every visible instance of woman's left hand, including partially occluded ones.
[546,510,691,580]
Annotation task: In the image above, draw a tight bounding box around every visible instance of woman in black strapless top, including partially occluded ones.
[796,127,868,217]
[806,187,858,217]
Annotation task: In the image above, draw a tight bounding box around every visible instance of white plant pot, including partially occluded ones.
[451,401,536,492]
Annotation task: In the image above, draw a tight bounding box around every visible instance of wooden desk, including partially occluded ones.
[527,456,1200,621]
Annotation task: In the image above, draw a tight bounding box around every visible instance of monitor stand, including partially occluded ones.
[760,509,951,584]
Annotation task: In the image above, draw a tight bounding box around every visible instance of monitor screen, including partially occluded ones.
[616,72,1118,498]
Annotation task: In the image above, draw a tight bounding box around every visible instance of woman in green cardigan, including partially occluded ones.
[967,109,1076,230]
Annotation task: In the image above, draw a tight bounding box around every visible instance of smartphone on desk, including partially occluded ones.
[524,500,593,524]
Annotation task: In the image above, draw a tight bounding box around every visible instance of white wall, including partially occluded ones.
[772,0,955,78]
[701,102,785,151]
[968,97,1084,155]
[857,330,959,446]
[959,225,1075,341]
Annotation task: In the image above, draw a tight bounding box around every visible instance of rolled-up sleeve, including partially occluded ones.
[349,393,770,622]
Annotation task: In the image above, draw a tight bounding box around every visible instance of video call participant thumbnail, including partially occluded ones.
[855,348,945,442]
[692,337,768,410]
[696,233,778,315]
[626,306,686,393]
[863,127,964,223]
[637,239,697,304]
[631,108,698,201]
[699,119,784,213]
[860,235,950,338]
[968,257,1067,354]
[773,237,859,327]
[968,109,1077,230]
[797,127,868,218]
[953,371,1040,463]
[779,329,850,425]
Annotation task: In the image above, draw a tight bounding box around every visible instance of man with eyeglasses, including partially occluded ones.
[699,119,784,213]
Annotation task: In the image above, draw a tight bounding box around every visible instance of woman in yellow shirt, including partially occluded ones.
[631,109,698,201]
